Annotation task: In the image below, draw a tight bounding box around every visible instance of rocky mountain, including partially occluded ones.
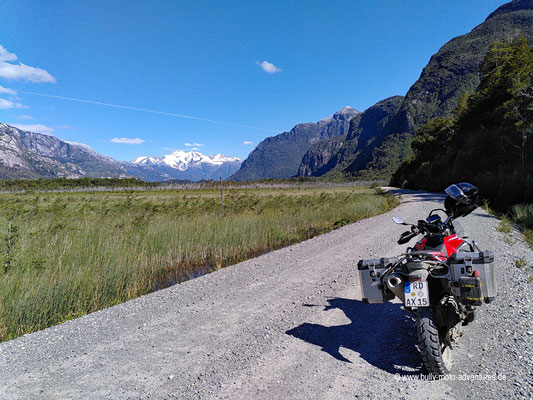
[129,150,242,181]
[0,123,129,179]
[301,0,533,180]
[297,96,404,177]
[297,135,348,177]
[0,124,241,182]
[229,106,360,181]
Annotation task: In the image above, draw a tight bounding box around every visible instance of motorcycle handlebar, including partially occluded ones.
[398,231,417,245]
[417,220,442,234]
[396,211,455,244]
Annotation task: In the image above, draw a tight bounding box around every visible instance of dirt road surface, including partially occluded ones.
[0,190,531,399]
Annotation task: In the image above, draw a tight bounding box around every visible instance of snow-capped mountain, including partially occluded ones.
[0,123,241,182]
[130,150,242,181]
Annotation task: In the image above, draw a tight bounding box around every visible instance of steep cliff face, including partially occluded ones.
[297,135,348,177]
[340,95,407,178]
[297,96,404,178]
[229,106,360,181]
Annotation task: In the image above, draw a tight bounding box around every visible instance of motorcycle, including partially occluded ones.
[357,183,496,376]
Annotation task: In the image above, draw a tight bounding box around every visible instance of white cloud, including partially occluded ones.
[10,123,55,134]
[0,44,56,83]
[0,45,17,62]
[0,62,56,83]
[57,125,73,129]
[189,147,201,151]
[0,85,16,95]
[0,98,26,109]
[19,115,33,120]
[184,142,204,147]
[242,140,253,145]
[256,60,282,74]
[0,98,14,109]
[110,137,145,144]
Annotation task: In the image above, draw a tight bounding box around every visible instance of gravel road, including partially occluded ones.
[0,189,531,399]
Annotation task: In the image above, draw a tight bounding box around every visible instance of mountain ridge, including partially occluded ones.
[297,96,404,177]
[229,106,361,181]
[0,124,241,181]
[131,150,242,181]
[300,0,533,180]
[0,123,129,179]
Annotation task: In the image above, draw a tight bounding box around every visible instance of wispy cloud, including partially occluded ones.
[20,92,280,133]
[0,98,26,109]
[110,137,145,144]
[0,85,16,95]
[57,125,73,129]
[10,123,55,134]
[184,142,204,147]
[256,60,282,74]
[242,140,253,145]
[0,45,56,83]
[0,46,17,62]
[18,115,33,120]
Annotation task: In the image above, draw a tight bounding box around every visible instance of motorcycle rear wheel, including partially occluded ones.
[416,306,451,377]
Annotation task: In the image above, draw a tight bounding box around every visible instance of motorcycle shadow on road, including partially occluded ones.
[286,298,422,375]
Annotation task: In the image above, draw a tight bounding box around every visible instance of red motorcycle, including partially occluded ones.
[358,183,496,376]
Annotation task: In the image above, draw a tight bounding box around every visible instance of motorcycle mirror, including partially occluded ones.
[392,216,405,225]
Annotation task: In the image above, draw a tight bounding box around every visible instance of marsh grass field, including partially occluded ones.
[0,185,398,341]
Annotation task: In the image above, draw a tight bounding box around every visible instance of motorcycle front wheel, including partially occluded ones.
[416,306,451,377]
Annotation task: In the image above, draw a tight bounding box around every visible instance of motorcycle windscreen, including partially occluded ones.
[445,184,468,204]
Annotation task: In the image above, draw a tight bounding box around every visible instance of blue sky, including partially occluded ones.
[0,0,506,161]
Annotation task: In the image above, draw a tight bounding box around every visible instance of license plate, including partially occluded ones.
[404,281,429,307]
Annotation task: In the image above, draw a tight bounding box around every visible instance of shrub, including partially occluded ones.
[511,203,533,228]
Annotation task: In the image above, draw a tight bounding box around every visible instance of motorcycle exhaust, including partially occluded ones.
[386,273,405,302]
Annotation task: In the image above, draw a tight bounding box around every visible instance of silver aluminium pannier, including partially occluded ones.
[447,251,496,303]
[357,257,398,303]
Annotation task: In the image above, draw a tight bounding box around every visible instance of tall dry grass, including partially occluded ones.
[0,187,398,340]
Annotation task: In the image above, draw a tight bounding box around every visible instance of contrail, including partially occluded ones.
[20,91,280,133]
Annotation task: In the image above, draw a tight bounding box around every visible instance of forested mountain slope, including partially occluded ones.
[391,38,533,210]
[302,1,533,180]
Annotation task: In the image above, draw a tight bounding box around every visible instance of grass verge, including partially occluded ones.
[0,186,398,340]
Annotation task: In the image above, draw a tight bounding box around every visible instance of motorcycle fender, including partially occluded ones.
[435,296,462,329]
